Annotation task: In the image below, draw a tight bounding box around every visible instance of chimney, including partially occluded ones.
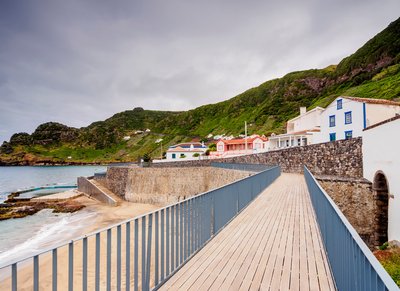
[300,107,307,115]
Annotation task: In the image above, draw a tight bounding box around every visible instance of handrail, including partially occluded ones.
[304,166,399,291]
[211,162,272,172]
[0,164,281,291]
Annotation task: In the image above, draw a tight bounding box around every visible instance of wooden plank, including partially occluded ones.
[188,188,280,291]
[238,185,288,290]
[304,181,335,291]
[164,184,276,290]
[161,192,261,288]
[159,174,336,291]
[252,181,293,289]
[266,182,296,290]
[214,183,286,290]
[298,182,311,291]
[289,186,301,291]
[278,182,298,291]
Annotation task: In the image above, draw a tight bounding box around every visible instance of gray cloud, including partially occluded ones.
[0,0,399,142]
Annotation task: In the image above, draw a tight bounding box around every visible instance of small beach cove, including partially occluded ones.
[0,165,163,290]
[0,191,160,289]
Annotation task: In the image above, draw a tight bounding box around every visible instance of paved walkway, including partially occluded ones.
[159,173,336,291]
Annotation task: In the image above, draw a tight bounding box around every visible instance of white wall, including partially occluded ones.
[317,97,364,143]
[166,151,203,161]
[287,108,323,134]
[366,103,400,127]
[363,118,400,241]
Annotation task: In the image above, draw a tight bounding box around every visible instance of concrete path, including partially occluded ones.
[32,189,80,200]
[159,173,336,291]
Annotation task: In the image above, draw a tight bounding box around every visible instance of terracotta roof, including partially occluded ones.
[363,114,400,131]
[218,136,268,145]
[342,96,400,106]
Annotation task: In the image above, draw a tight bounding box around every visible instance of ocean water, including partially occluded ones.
[0,165,106,202]
[0,166,106,267]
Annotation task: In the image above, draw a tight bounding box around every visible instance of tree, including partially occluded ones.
[143,153,152,162]
[0,141,13,154]
[208,143,217,151]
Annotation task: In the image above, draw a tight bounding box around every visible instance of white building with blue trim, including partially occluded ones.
[315,96,400,144]
[166,142,208,161]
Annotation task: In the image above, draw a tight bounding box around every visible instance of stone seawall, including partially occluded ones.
[316,175,378,248]
[152,138,363,178]
[105,167,252,205]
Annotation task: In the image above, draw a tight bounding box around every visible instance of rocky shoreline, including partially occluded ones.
[0,160,108,166]
[1,191,85,220]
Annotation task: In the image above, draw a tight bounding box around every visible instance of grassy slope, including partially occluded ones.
[1,18,400,163]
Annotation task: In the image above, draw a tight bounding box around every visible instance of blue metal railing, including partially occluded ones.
[304,166,399,291]
[211,162,271,172]
[0,164,280,291]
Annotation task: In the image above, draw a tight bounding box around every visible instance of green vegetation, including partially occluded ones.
[375,246,400,287]
[1,17,400,164]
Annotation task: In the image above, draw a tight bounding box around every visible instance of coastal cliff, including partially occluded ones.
[1,17,400,165]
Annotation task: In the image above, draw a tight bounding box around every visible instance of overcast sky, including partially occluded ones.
[0,1,399,143]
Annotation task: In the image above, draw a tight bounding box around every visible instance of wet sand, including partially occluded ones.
[0,194,160,290]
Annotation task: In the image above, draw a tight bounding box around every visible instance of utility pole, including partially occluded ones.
[245,121,248,153]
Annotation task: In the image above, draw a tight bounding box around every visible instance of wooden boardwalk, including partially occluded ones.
[159,173,336,291]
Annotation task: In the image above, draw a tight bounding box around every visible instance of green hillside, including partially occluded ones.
[1,17,400,165]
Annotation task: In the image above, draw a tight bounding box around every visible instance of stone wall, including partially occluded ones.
[152,138,363,178]
[316,175,378,248]
[105,167,252,205]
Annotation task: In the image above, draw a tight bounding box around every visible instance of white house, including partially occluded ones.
[166,142,207,161]
[315,96,400,143]
[268,107,324,150]
[363,115,400,243]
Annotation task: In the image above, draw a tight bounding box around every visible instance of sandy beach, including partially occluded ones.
[0,192,160,290]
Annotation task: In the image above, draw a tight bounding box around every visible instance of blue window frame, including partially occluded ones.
[329,115,336,127]
[337,99,343,110]
[172,153,176,159]
[345,130,353,140]
[329,133,336,141]
[345,111,352,124]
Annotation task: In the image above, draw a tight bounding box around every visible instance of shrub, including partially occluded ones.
[143,153,151,162]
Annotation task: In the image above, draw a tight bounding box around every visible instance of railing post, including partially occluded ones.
[211,195,215,236]
[145,213,153,291]
[134,219,138,291]
[117,225,122,291]
[52,249,57,291]
[33,255,39,291]
[126,221,131,291]
[12,263,17,291]
[68,242,74,291]
[95,233,100,291]
[82,238,87,291]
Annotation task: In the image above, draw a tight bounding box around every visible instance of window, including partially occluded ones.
[345,131,353,140]
[345,111,352,124]
[329,115,336,127]
[172,153,176,159]
[337,99,343,110]
[329,133,336,141]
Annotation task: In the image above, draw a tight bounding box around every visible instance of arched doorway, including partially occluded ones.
[373,171,389,246]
